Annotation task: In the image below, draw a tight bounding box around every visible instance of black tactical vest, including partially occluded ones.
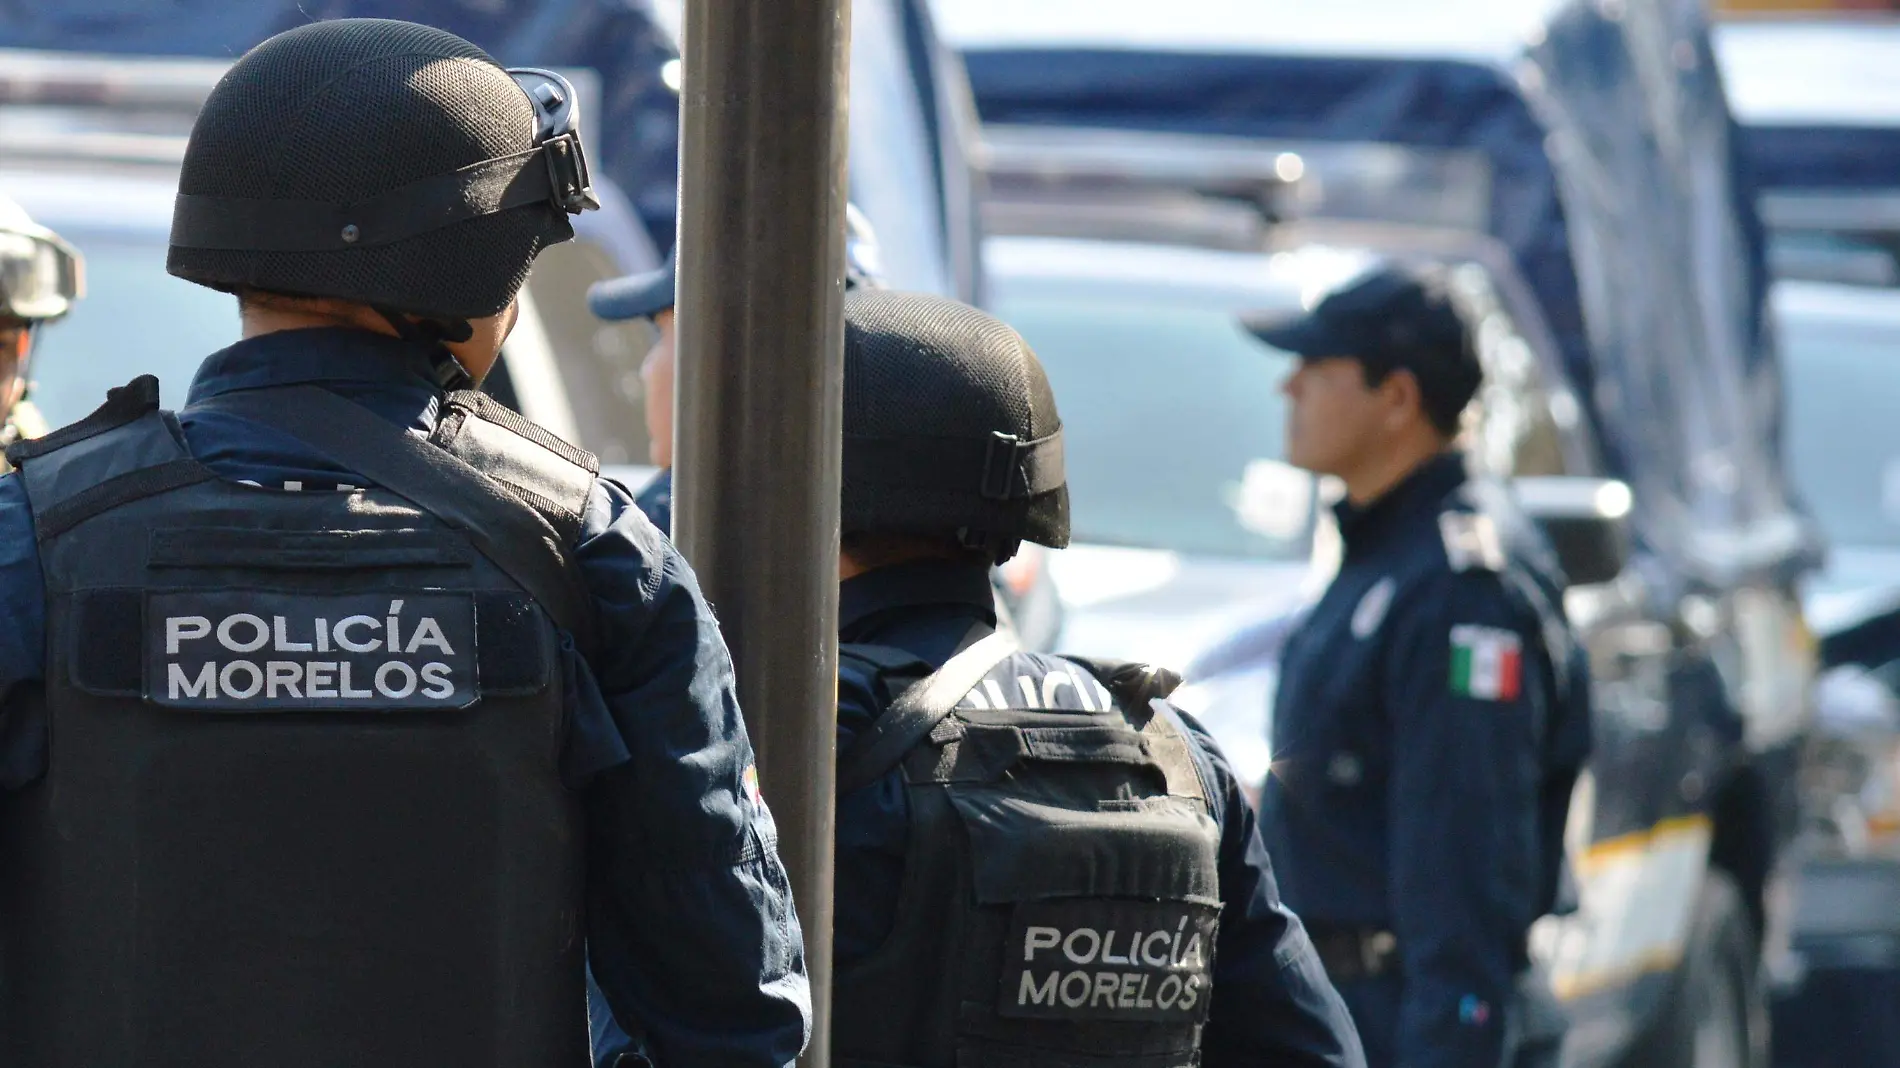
[833,635,1223,1068]
[0,378,595,1068]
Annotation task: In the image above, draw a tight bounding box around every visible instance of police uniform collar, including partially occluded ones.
[839,560,998,634]
[185,326,448,407]
[1333,450,1469,553]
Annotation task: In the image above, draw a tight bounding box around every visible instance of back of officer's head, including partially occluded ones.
[168,18,571,322]
[841,290,1068,567]
[1251,264,1481,477]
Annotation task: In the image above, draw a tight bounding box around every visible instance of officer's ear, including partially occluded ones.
[1373,366,1428,430]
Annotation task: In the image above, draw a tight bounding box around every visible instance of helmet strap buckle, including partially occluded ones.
[980,431,1023,501]
[956,526,1022,567]
[542,135,600,215]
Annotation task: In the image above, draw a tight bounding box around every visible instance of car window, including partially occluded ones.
[28,232,240,425]
[20,225,657,468]
[1781,303,1900,550]
[520,238,657,465]
[988,292,1314,560]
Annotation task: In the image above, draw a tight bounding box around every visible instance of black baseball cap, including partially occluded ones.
[1244,264,1482,419]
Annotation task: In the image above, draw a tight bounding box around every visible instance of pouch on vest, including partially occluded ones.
[833,637,1222,1068]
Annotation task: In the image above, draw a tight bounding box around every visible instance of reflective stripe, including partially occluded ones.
[1531,814,1713,1000]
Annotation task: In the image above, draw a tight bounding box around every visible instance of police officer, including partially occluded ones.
[0,194,83,458]
[814,289,1365,1068]
[0,20,807,1068]
[588,204,888,532]
[566,113,896,1068]
[1245,266,1591,1068]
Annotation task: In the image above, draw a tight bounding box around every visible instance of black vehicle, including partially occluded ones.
[940,0,1823,1064]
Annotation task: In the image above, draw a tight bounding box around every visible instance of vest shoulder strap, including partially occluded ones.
[1144,701,1217,810]
[5,374,162,468]
[191,385,597,653]
[8,377,209,538]
[1063,656,1210,806]
[836,631,1018,795]
[429,390,599,547]
[1061,656,1184,707]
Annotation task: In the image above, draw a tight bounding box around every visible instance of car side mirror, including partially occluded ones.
[1511,476,1633,588]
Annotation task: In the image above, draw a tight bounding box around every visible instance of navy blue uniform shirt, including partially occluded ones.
[635,468,672,535]
[0,328,811,1068]
[830,560,1366,1068]
[1261,452,1586,1068]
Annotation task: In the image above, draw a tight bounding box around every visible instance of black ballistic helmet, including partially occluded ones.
[168,19,596,321]
[842,291,1068,562]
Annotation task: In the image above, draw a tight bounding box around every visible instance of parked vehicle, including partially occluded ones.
[942,1,1819,1064]
[0,0,991,391]
[0,49,661,462]
[1715,16,1900,1064]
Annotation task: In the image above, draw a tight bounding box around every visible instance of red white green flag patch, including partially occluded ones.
[1450,625,1522,701]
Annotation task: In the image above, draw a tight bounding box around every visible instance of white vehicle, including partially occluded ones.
[0,49,666,458]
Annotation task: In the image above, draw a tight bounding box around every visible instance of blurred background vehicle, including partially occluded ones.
[0,47,663,459]
[1718,11,1900,1065]
[0,3,1067,645]
[0,0,990,305]
[936,0,1822,1065]
[15,0,1900,1064]
[0,0,986,437]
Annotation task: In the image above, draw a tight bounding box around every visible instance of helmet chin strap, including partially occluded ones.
[373,306,477,391]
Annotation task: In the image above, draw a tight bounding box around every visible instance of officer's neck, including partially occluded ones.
[239,299,400,341]
[237,296,510,385]
[839,537,990,583]
[1342,430,1452,507]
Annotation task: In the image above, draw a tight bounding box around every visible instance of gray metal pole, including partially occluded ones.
[673,3,850,1066]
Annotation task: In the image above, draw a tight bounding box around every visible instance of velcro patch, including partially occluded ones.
[999,899,1219,1023]
[146,590,479,711]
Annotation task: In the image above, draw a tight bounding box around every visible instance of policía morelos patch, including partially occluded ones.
[999,899,1220,1023]
[146,590,478,711]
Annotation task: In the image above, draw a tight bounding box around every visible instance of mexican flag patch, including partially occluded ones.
[1450,625,1522,701]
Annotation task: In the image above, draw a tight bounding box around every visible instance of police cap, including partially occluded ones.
[168,19,596,321]
[842,290,1067,562]
[1246,264,1482,429]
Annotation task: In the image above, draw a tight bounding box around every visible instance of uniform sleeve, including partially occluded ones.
[831,658,915,965]
[0,474,49,791]
[571,478,812,1068]
[1383,571,1546,1068]
[631,468,673,535]
[1170,707,1368,1068]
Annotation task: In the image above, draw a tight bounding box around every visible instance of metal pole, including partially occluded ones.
[673,2,850,1066]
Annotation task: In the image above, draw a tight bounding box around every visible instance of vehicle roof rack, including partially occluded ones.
[979,125,1296,249]
[0,48,599,168]
[1758,191,1900,287]
[978,123,1493,252]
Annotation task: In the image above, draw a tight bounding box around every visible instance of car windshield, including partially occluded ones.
[988,240,1329,560]
[1780,282,1900,550]
[28,232,239,426]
